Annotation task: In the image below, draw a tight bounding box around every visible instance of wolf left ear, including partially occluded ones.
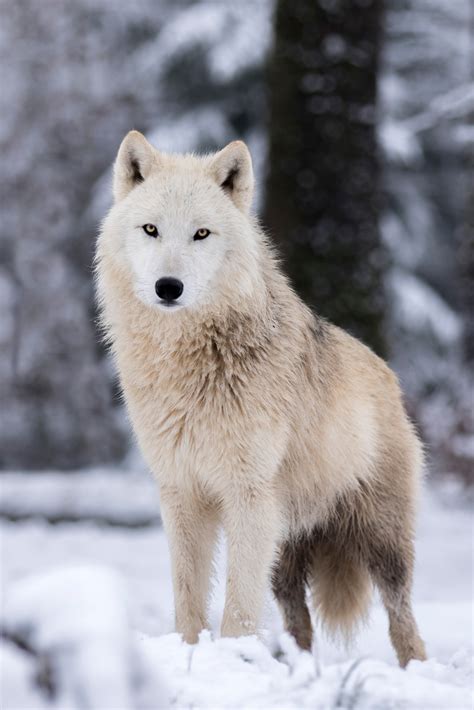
[210,141,254,213]
[113,130,157,202]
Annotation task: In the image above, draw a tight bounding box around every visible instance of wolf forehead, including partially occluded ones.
[113,130,255,215]
[122,166,223,219]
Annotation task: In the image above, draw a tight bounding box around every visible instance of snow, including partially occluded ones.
[2,565,168,709]
[0,467,160,526]
[3,568,135,709]
[1,469,472,709]
[379,82,474,163]
[378,120,421,164]
[389,268,462,345]
[129,2,272,84]
[0,644,47,710]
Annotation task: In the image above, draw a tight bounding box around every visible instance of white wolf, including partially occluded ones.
[96,131,426,667]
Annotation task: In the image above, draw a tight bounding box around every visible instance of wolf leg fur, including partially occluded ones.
[160,487,219,644]
[221,489,280,638]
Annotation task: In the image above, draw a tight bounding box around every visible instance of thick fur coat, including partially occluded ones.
[95,131,426,667]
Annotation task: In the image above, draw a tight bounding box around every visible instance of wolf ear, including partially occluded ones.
[210,141,254,213]
[113,130,157,202]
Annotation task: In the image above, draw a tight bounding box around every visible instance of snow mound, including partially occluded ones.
[1,566,166,709]
[138,631,473,709]
[1,568,472,709]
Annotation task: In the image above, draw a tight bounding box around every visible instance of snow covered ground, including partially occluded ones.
[1,469,472,709]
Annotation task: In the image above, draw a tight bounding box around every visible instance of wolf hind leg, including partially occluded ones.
[367,536,426,667]
[272,538,313,651]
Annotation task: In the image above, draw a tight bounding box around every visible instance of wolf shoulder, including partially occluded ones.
[301,307,403,399]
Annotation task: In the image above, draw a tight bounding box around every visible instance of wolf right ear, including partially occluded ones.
[113,131,157,202]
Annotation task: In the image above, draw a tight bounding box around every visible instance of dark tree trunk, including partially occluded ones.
[264,0,386,356]
[460,182,474,363]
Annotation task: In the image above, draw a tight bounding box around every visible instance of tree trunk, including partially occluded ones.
[264,0,386,355]
[460,180,474,363]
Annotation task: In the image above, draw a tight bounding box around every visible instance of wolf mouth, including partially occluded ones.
[158,301,182,309]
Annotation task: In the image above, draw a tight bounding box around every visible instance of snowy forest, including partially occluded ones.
[1,1,473,708]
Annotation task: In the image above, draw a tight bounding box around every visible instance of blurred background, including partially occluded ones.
[1,2,473,708]
[1,0,472,482]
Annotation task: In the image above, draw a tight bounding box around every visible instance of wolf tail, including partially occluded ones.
[309,541,373,640]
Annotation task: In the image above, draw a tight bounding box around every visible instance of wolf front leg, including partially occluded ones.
[159,486,219,644]
[221,488,280,638]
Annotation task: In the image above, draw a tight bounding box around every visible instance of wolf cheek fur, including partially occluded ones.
[95,130,426,667]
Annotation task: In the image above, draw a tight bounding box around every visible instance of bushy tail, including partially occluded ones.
[309,543,373,641]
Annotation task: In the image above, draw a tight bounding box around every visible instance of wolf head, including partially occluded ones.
[99,131,263,313]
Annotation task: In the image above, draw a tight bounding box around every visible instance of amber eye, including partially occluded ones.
[142,224,158,237]
[194,228,210,241]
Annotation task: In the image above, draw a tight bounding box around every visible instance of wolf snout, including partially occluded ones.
[155,277,184,304]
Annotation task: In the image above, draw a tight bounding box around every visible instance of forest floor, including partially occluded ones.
[1,468,472,709]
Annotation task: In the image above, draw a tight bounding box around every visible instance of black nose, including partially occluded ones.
[155,277,184,302]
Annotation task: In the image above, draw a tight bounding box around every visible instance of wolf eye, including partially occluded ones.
[194,228,210,241]
[142,224,158,237]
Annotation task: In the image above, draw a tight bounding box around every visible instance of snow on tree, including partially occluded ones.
[379,0,473,481]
